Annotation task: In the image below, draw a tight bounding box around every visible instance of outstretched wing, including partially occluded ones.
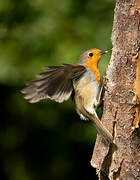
[21,64,86,103]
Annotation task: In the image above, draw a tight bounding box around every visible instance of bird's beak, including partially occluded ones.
[100,50,108,55]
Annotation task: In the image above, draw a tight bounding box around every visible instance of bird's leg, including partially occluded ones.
[96,75,107,108]
[96,84,103,108]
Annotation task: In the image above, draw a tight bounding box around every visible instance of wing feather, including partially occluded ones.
[21,64,86,103]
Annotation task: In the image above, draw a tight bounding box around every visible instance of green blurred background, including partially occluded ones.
[0,0,115,179]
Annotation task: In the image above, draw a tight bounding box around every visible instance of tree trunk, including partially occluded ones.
[91,0,140,179]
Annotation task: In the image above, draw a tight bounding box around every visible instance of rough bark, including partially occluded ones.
[91,0,140,179]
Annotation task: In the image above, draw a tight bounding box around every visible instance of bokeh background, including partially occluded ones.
[0,0,115,179]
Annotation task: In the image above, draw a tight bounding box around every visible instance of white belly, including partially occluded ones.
[73,69,101,115]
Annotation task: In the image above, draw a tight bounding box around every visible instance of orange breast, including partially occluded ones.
[84,59,101,83]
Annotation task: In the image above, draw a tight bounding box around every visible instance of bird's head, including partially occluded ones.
[78,49,108,67]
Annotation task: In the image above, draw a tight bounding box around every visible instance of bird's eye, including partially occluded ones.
[88,52,93,57]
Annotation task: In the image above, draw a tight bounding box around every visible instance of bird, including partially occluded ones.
[21,48,113,144]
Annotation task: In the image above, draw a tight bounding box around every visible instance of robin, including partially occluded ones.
[21,49,113,143]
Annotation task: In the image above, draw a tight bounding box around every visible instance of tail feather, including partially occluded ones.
[80,106,113,144]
